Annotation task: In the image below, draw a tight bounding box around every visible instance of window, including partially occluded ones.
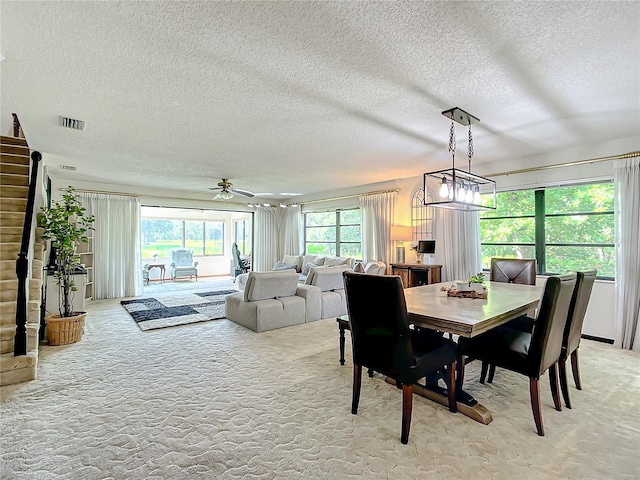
[185,221,204,255]
[205,221,224,255]
[141,219,225,258]
[234,220,251,255]
[304,209,362,259]
[479,182,614,279]
[411,187,435,243]
[141,219,183,259]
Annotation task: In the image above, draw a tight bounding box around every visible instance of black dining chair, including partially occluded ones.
[486,270,597,409]
[558,270,597,408]
[342,272,458,444]
[456,272,577,436]
[480,257,538,383]
[490,258,537,285]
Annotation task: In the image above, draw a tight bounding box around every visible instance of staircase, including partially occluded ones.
[0,136,45,386]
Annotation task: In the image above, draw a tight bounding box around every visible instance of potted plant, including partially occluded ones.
[41,186,94,345]
[469,272,486,293]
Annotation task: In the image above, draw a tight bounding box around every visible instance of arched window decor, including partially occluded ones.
[411,187,435,244]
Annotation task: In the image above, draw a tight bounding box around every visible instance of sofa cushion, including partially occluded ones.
[244,271,299,302]
[321,290,347,318]
[305,265,351,291]
[302,254,326,270]
[301,262,318,276]
[324,256,352,267]
[364,261,386,275]
[282,254,303,272]
[273,261,298,271]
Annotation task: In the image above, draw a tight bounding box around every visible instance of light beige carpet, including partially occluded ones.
[1,281,639,479]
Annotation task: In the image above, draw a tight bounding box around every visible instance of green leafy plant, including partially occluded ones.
[41,187,94,317]
[469,272,485,284]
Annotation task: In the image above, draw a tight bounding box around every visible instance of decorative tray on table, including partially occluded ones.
[440,284,488,299]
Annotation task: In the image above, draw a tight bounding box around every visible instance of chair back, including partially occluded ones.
[171,249,194,267]
[490,258,536,285]
[343,272,413,380]
[564,270,597,355]
[232,243,243,267]
[528,273,577,376]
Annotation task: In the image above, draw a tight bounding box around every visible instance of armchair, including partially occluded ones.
[232,242,251,279]
[170,249,199,281]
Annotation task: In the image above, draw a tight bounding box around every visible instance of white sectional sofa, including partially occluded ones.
[225,271,318,332]
[278,254,356,283]
[227,257,387,332]
[303,265,352,320]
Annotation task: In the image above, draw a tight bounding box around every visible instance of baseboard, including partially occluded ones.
[581,334,614,344]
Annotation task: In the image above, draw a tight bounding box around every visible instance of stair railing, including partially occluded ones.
[14,151,41,356]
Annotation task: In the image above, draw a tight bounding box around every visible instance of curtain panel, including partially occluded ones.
[79,192,142,299]
[283,205,302,255]
[434,208,482,282]
[254,207,283,272]
[359,192,397,267]
[614,156,640,351]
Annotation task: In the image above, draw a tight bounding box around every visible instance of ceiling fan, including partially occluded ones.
[208,179,255,200]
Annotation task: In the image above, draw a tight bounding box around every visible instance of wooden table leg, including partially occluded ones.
[337,318,348,365]
[385,377,493,425]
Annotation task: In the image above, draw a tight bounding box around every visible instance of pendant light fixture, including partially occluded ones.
[423,107,496,211]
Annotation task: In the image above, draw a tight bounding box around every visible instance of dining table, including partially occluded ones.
[387,280,543,424]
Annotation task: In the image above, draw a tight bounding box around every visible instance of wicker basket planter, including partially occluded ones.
[45,312,86,346]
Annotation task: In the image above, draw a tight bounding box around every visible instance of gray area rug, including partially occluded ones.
[121,289,237,331]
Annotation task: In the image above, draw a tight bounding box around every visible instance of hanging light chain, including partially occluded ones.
[467,124,474,173]
[449,119,456,160]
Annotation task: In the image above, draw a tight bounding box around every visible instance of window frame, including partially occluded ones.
[480,182,614,280]
[234,219,251,256]
[140,218,226,258]
[303,208,362,259]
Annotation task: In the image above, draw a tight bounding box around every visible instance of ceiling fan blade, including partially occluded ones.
[232,188,255,198]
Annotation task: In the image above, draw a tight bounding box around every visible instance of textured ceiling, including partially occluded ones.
[1,1,639,202]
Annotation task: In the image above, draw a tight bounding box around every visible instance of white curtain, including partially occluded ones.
[614,155,640,351]
[254,207,281,272]
[435,208,482,282]
[80,193,142,299]
[360,192,396,267]
[283,205,302,255]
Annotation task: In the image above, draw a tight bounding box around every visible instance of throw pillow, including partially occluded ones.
[272,261,298,271]
[282,254,303,272]
[324,256,350,267]
[302,254,326,269]
[301,262,318,276]
[353,262,365,273]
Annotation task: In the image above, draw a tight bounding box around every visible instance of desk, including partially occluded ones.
[147,263,165,282]
[390,263,442,288]
[396,281,543,424]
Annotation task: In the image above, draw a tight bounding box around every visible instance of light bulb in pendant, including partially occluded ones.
[465,185,474,203]
[473,186,481,204]
[439,176,449,198]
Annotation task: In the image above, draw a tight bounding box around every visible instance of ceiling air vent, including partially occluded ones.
[60,165,77,171]
[58,116,85,131]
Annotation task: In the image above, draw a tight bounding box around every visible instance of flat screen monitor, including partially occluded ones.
[417,240,436,254]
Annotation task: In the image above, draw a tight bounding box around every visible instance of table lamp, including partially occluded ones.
[417,240,436,265]
[390,225,412,264]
